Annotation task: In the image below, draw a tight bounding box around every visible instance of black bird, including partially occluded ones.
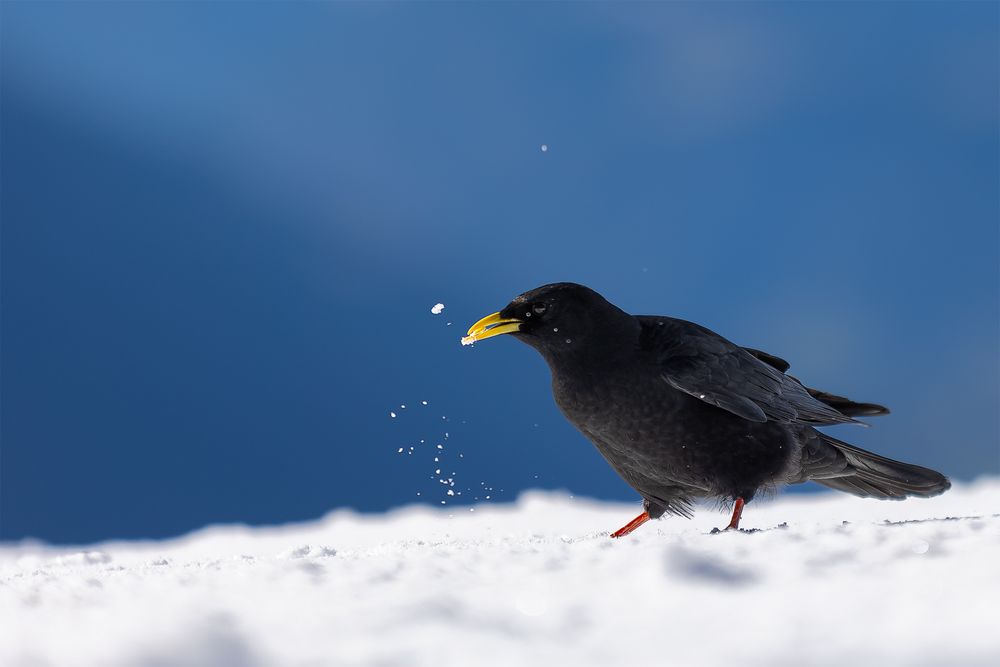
[462,283,950,537]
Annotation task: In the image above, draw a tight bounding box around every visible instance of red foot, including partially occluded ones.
[724,497,745,531]
[610,511,650,538]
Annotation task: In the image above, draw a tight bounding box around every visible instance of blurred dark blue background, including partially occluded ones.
[2,2,997,544]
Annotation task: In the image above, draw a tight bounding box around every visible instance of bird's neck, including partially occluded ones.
[532,313,642,375]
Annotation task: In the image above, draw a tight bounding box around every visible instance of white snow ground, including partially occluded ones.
[2,479,998,667]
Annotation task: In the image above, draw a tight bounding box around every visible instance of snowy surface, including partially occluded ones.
[2,479,999,667]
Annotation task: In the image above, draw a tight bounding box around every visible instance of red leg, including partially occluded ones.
[725,497,745,531]
[610,511,650,538]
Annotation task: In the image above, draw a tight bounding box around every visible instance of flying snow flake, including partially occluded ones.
[540,144,548,152]
[389,412,396,418]
[431,303,445,315]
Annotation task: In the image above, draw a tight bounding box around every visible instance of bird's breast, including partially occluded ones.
[551,364,685,446]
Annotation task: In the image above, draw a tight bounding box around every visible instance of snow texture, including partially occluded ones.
[430,303,445,315]
[2,479,998,667]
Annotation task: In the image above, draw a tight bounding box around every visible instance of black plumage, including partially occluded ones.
[462,283,950,535]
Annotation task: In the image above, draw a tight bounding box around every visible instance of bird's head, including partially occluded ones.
[462,283,636,362]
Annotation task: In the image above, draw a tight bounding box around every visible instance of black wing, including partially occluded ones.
[745,347,889,417]
[638,316,857,426]
[743,347,790,373]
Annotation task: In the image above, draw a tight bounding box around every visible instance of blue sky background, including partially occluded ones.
[2,1,997,544]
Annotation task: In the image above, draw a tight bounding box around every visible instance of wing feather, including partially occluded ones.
[638,316,857,426]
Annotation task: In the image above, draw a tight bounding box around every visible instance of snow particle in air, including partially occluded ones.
[431,303,445,315]
[421,400,428,405]
[540,144,548,152]
[390,412,396,418]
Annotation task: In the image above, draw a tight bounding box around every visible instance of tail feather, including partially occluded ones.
[804,433,950,500]
[817,474,916,499]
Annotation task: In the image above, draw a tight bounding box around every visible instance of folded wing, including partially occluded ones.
[639,317,858,426]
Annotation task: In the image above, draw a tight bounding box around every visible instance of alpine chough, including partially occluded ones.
[462,283,950,537]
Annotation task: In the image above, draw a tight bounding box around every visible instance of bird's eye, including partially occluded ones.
[532,303,547,316]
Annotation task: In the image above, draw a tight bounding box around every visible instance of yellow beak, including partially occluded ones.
[461,311,522,346]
